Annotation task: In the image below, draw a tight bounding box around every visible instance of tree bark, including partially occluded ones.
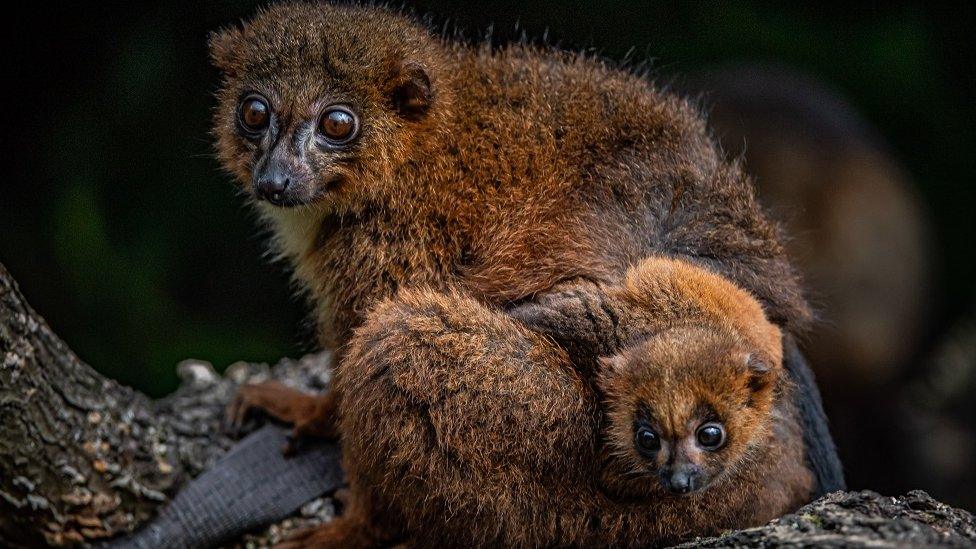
[0,262,194,545]
[678,490,976,547]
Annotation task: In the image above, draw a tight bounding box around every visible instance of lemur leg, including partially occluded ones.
[224,271,622,447]
[227,380,339,449]
[223,274,617,452]
[301,288,600,547]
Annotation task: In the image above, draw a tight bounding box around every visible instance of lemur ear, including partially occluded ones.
[209,26,243,75]
[744,353,774,393]
[388,62,433,120]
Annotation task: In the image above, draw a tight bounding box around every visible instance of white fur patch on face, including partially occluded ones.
[256,202,329,264]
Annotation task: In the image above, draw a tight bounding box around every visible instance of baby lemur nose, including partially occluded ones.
[661,467,702,495]
[255,168,292,205]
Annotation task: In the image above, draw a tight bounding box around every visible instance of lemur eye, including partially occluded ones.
[635,427,661,454]
[696,422,726,450]
[318,106,359,144]
[239,95,270,133]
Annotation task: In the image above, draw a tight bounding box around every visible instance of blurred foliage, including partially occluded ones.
[1,2,309,395]
[0,0,972,456]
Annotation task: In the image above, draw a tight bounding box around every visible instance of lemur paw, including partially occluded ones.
[225,382,268,435]
[224,380,318,438]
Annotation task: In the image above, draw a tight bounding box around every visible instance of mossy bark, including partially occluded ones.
[0,262,184,545]
[0,263,246,546]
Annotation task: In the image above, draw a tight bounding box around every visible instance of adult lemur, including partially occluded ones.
[213,3,842,546]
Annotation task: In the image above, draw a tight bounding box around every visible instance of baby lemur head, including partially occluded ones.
[210,3,446,211]
[599,325,781,497]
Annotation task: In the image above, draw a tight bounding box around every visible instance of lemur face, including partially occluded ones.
[599,327,779,496]
[209,4,437,210]
[230,91,362,207]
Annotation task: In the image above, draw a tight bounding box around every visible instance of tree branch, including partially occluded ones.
[1,262,192,544]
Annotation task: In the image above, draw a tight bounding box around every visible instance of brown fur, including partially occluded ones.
[318,265,809,547]
[212,2,815,546]
[591,258,812,538]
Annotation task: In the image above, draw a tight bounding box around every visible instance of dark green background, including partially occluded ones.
[1,1,974,506]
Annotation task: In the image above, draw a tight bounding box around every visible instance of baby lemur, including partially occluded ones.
[212,2,824,546]
[518,257,810,506]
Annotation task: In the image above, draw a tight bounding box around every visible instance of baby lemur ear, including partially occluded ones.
[744,353,775,393]
[208,26,243,75]
[388,62,433,120]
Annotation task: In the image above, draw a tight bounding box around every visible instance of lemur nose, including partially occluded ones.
[669,472,692,494]
[662,468,700,495]
[256,172,291,204]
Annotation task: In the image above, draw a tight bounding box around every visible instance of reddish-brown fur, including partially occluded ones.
[211,2,815,546]
[322,259,812,547]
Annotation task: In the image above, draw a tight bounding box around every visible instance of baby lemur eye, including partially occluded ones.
[239,95,270,134]
[696,422,726,450]
[635,427,661,454]
[318,106,359,144]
